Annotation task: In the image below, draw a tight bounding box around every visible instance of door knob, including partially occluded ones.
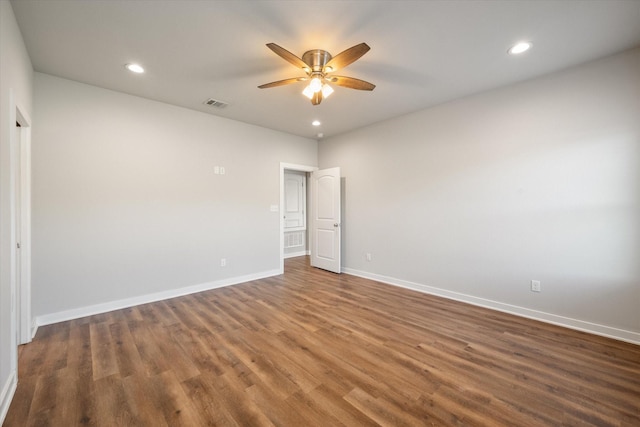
[334,223,339,227]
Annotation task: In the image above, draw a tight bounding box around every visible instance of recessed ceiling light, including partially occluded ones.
[508,42,532,55]
[125,63,145,73]
[312,120,321,126]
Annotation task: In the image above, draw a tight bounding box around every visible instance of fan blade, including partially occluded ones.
[311,90,323,105]
[258,77,306,89]
[266,43,309,70]
[328,76,376,91]
[324,43,370,72]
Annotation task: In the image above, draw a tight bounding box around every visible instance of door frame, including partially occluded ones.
[279,163,317,274]
[13,99,33,345]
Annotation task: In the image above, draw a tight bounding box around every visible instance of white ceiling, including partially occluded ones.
[11,0,640,139]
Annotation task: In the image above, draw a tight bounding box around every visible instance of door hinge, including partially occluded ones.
[17,242,21,249]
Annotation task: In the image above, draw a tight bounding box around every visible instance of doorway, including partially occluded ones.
[283,170,308,259]
[279,163,316,273]
[14,106,32,345]
[279,163,342,274]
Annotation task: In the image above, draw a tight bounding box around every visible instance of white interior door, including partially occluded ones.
[14,124,22,345]
[310,167,341,273]
[15,107,32,345]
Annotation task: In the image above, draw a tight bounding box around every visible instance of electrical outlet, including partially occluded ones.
[365,253,372,262]
[531,280,541,292]
[214,166,220,174]
[220,258,227,267]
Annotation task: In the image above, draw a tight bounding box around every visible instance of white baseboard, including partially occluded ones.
[284,250,309,259]
[36,269,281,327]
[0,371,17,425]
[32,265,640,345]
[343,267,640,346]
[31,319,38,340]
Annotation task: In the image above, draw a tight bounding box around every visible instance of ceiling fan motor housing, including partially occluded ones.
[302,49,332,72]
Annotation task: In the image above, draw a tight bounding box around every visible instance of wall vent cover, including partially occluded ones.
[203,98,229,108]
[284,231,304,249]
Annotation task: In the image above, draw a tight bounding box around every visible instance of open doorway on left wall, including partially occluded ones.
[14,105,33,346]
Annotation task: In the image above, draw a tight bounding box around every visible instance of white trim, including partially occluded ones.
[31,320,38,340]
[0,370,17,425]
[284,250,309,259]
[343,267,640,346]
[36,269,280,327]
[279,163,316,274]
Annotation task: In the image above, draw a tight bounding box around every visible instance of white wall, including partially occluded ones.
[319,48,640,343]
[0,0,33,421]
[33,73,317,322]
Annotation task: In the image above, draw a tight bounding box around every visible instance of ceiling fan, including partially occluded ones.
[258,42,375,105]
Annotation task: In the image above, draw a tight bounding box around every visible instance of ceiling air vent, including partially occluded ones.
[203,98,229,108]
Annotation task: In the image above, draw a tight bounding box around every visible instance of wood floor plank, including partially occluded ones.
[64,323,95,426]
[24,372,58,427]
[146,321,201,382]
[284,388,350,427]
[244,383,310,426]
[89,323,118,381]
[5,256,640,426]
[1,375,36,426]
[108,321,144,379]
[92,375,137,427]
[126,319,172,377]
[210,372,276,427]
[146,370,209,427]
[180,373,241,427]
[213,330,302,400]
[167,324,227,377]
[121,374,169,427]
[241,328,322,393]
[304,383,381,427]
[51,368,89,427]
[343,387,427,427]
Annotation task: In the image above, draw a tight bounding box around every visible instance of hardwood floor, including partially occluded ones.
[4,256,640,426]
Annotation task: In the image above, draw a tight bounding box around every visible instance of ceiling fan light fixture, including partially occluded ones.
[309,77,323,93]
[259,42,375,106]
[302,85,315,99]
[321,83,334,98]
[311,91,322,105]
